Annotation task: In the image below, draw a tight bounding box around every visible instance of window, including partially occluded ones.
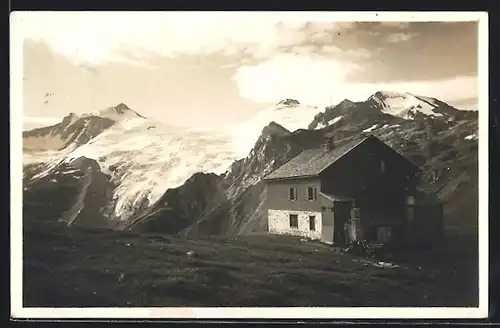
[289,214,298,228]
[306,186,316,200]
[289,187,297,201]
[309,216,316,231]
[380,160,386,173]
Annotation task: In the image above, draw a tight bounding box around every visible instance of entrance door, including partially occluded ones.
[333,201,351,246]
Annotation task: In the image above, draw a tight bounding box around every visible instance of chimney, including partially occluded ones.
[324,137,334,152]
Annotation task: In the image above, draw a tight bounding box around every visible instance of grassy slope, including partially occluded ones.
[23,218,478,308]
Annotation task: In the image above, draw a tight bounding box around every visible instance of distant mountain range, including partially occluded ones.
[22,92,478,238]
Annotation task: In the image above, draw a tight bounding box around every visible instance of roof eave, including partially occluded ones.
[262,174,320,182]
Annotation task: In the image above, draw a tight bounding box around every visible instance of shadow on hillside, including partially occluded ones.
[22,216,479,308]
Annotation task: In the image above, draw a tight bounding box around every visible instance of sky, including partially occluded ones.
[15,12,479,130]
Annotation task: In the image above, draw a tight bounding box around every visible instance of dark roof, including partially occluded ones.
[263,134,419,181]
[263,136,370,181]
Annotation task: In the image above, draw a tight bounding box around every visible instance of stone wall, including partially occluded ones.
[268,209,323,241]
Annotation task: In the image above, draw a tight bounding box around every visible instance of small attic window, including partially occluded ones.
[380,160,386,173]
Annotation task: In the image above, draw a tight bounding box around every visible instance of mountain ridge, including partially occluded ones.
[22,91,478,239]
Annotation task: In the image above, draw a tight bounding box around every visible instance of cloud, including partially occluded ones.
[13,12,327,66]
[24,115,60,122]
[234,54,358,106]
[23,116,61,131]
[15,12,364,68]
[342,22,478,83]
[234,52,477,107]
[384,32,418,43]
[17,12,480,124]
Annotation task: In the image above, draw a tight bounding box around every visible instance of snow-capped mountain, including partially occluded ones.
[94,103,146,121]
[230,101,320,155]
[367,91,460,119]
[23,91,478,236]
[23,103,149,153]
[24,117,241,223]
[308,91,470,130]
[23,100,322,225]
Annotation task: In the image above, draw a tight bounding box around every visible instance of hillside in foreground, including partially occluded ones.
[23,217,478,308]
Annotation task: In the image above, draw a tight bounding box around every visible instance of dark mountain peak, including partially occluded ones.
[325,98,355,110]
[114,103,132,114]
[340,98,355,105]
[266,121,287,129]
[62,112,79,120]
[98,103,146,120]
[60,112,80,127]
[276,98,300,106]
[369,90,409,101]
[261,121,292,138]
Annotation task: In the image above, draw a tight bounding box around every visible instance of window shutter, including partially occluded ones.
[314,187,317,200]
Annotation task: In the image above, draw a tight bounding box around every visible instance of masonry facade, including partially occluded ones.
[263,135,444,246]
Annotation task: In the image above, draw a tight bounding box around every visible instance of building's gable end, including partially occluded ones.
[316,136,371,176]
[317,135,420,177]
[366,136,421,174]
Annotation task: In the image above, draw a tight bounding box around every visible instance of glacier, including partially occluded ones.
[23,103,321,222]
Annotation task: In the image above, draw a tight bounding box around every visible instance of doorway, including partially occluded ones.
[333,201,351,246]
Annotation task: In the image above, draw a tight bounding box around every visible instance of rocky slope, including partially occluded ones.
[22,91,479,238]
[22,114,115,151]
[23,156,116,229]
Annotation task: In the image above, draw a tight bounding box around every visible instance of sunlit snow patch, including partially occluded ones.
[363,124,378,133]
[314,115,343,130]
[464,133,478,140]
